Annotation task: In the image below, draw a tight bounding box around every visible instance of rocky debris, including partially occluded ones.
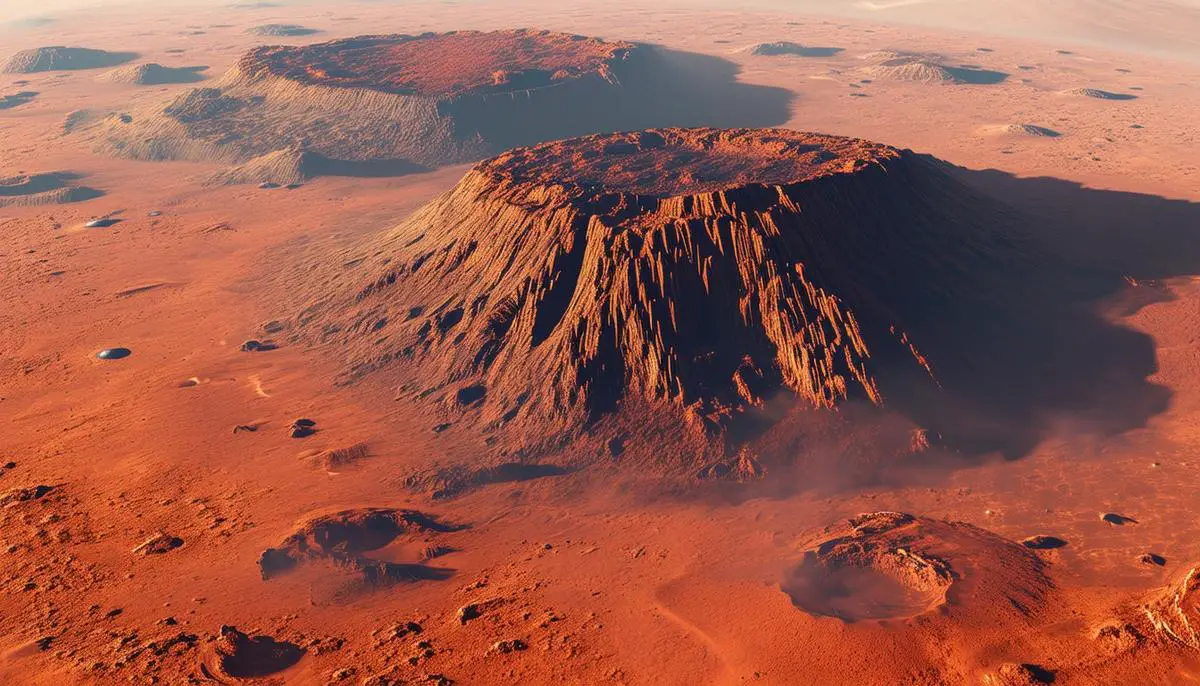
[289,418,316,438]
[1022,535,1068,550]
[1101,513,1137,525]
[132,531,183,555]
[1093,622,1144,655]
[1141,552,1167,566]
[431,423,451,434]
[240,339,278,352]
[262,320,287,334]
[984,663,1055,685]
[1139,566,1200,648]
[233,423,259,433]
[490,639,527,654]
[258,508,461,583]
[910,428,939,452]
[84,217,121,228]
[697,447,766,482]
[1,484,56,506]
[458,598,506,625]
[205,625,303,679]
[95,347,131,359]
[4,46,137,73]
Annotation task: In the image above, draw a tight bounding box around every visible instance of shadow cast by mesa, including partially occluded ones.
[717,167,1200,498]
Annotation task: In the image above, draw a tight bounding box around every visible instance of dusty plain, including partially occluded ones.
[2,0,1200,684]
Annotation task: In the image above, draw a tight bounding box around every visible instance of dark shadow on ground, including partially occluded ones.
[703,165,1200,498]
[457,44,795,150]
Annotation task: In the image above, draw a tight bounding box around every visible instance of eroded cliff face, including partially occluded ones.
[308,129,1023,447]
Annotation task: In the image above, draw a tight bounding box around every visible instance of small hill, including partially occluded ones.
[0,171,103,207]
[860,50,1008,84]
[3,46,137,73]
[100,63,208,85]
[986,123,1063,138]
[204,147,425,186]
[246,24,319,37]
[1060,87,1137,100]
[751,41,843,58]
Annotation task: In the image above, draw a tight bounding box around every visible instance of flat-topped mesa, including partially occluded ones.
[237,30,635,98]
[314,128,1021,446]
[93,30,653,170]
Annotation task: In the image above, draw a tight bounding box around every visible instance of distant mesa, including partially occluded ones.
[751,41,843,58]
[101,63,208,85]
[306,127,1033,456]
[3,46,137,73]
[1061,87,1137,101]
[860,50,1008,84]
[91,29,792,180]
[246,23,319,37]
[0,171,103,208]
[0,90,37,110]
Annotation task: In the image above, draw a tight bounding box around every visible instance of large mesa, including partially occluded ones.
[304,127,1026,457]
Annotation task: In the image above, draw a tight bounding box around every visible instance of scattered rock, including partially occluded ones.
[1022,535,1068,550]
[84,217,121,228]
[133,531,184,555]
[240,339,278,352]
[458,598,505,625]
[289,418,316,438]
[233,424,258,433]
[490,639,527,654]
[1,484,55,505]
[1102,513,1137,526]
[1140,552,1167,566]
